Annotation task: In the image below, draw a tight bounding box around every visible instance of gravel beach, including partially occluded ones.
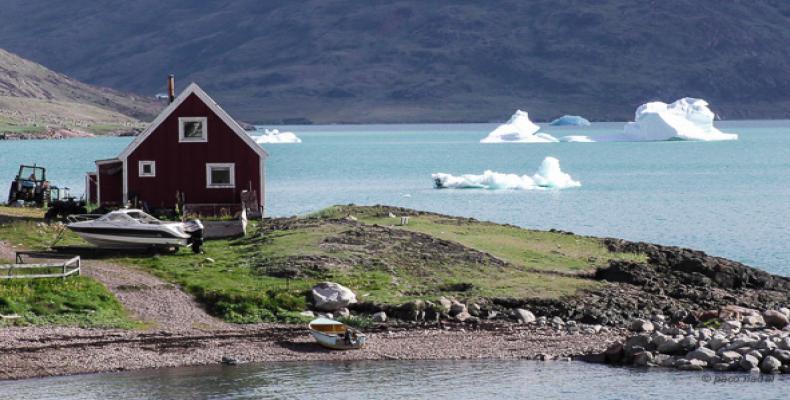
[0,323,624,380]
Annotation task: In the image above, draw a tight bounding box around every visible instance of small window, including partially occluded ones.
[178,117,208,142]
[138,161,156,177]
[206,163,235,188]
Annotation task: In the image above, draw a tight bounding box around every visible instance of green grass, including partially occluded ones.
[311,205,644,273]
[0,205,643,325]
[0,277,136,328]
[116,238,314,324]
[0,207,136,328]
[0,117,47,134]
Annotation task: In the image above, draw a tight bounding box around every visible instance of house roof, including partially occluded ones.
[117,83,268,161]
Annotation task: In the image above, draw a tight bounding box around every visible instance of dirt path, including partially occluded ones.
[0,240,226,331]
[81,260,228,331]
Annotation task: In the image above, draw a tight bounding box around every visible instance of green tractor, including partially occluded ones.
[6,164,87,221]
[7,164,52,205]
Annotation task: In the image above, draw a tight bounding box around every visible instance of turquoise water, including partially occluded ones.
[3,120,786,275]
[0,360,786,399]
[1,122,789,394]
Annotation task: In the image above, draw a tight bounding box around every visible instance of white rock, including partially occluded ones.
[336,308,350,318]
[720,320,742,333]
[514,308,536,324]
[449,302,467,317]
[630,319,655,333]
[372,311,387,323]
[311,282,357,312]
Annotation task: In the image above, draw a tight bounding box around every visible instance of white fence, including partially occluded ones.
[0,252,80,280]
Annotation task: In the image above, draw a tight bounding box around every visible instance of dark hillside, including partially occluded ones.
[1,1,789,123]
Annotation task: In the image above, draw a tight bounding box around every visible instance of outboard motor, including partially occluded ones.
[183,219,204,253]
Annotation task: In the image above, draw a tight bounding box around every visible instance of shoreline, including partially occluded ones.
[1,205,789,381]
[0,322,624,381]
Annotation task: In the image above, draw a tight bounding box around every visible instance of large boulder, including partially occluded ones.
[763,310,789,329]
[449,301,467,317]
[372,311,387,323]
[760,356,782,374]
[739,354,759,370]
[686,347,717,364]
[311,282,357,311]
[514,308,536,324]
[630,319,655,333]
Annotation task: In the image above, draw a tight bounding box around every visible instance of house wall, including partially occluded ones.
[97,162,123,205]
[125,93,262,210]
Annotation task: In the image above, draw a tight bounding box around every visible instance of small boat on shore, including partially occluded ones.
[66,209,204,252]
[308,317,367,350]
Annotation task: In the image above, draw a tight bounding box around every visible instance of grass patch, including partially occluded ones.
[0,117,47,134]
[315,205,644,273]
[0,205,643,325]
[0,277,136,328]
[116,238,314,324]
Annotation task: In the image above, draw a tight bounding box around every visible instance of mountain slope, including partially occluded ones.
[1,1,790,123]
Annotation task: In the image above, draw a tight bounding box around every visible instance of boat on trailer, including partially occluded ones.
[308,317,367,350]
[66,209,203,252]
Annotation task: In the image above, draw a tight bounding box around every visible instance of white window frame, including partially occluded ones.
[206,163,235,188]
[138,160,156,177]
[178,117,208,143]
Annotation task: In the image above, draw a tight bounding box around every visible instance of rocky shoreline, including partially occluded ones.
[593,307,790,374]
[1,208,789,381]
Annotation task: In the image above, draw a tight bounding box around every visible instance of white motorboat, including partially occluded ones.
[308,317,367,350]
[67,209,203,252]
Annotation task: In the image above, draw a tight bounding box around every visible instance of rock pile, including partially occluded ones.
[602,306,790,374]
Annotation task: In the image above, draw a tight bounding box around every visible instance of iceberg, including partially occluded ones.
[550,115,591,127]
[480,110,559,143]
[253,129,302,144]
[432,156,580,190]
[621,98,737,141]
[559,135,595,143]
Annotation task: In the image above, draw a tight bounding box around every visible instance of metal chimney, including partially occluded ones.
[168,74,175,103]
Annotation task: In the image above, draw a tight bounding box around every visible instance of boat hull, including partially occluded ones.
[68,225,190,249]
[309,329,367,350]
[73,231,189,249]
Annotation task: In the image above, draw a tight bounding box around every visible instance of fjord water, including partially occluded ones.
[0,360,787,399]
[0,121,789,395]
[2,120,787,275]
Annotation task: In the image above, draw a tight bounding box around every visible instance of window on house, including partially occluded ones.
[138,161,156,177]
[178,117,208,142]
[206,163,235,188]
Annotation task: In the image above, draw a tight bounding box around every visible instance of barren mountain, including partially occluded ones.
[1,1,790,123]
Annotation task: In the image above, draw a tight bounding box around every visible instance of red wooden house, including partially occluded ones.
[86,83,267,215]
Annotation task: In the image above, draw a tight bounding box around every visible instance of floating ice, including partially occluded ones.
[621,98,737,141]
[480,110,559,143]
[253,129,302,144]
[559,135,595,143]
[432,157,580,190]
[550,115,591,126]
